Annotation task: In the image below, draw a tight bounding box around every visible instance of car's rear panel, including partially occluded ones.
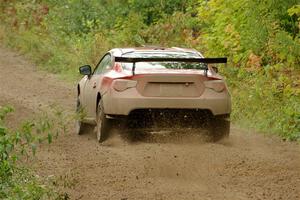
[102,73,231,116]
[135,74,205,97]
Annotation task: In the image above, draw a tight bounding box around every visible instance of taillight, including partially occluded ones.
[112,79,137,92]
[204,80,226,92]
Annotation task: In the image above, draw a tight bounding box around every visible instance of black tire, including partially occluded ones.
[96,100,112,143]
[75,97,88,135]
[208,116,230,142]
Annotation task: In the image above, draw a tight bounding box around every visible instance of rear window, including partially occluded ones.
[123,51,201,58]
[120,51,207,71]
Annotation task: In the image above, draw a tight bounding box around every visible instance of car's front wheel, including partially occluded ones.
[96,100,112,143]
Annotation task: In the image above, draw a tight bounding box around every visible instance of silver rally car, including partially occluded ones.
[76,47,231,142]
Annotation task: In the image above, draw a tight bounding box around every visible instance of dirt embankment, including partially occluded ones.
[0,47,299,200]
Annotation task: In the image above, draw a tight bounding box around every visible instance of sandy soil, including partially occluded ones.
[0,47,299,200]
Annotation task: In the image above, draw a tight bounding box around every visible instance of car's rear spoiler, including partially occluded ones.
[114,57,227,75]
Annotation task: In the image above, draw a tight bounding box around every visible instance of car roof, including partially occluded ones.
[110,47,203,57]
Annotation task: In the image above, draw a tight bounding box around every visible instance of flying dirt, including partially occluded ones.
[0,46,299,200]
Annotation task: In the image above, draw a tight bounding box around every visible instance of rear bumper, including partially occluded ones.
[102,87,231,116]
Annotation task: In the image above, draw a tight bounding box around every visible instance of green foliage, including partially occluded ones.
[198,0,300,64]
[0,106,69,199]
[227,68,300,141]
[128,0,193,25]
[198,0,300,140]
[0,0,299,140]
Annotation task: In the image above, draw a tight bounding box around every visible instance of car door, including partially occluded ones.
[83,53,112,119]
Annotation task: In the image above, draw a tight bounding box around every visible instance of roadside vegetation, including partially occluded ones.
[0,0,299,142]
[0,105,69,199]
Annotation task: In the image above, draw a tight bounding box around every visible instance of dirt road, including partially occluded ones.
[0,47,299,200]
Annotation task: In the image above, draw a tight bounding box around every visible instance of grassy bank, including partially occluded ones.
[0,0,299,140]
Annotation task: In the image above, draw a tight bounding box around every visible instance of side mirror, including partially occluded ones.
[79,65,92,76]
[212,66,218,73]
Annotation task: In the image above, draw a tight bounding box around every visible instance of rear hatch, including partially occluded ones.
[115,53,227,97]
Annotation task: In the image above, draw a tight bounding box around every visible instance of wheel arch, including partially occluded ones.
[96,92,101,112]
[77,84,80,96]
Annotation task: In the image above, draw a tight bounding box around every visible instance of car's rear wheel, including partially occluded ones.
[96,100,112,143]
[75,97,88,135]
[208,116,230,142]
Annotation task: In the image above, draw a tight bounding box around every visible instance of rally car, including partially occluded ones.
[76,47,231,142]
